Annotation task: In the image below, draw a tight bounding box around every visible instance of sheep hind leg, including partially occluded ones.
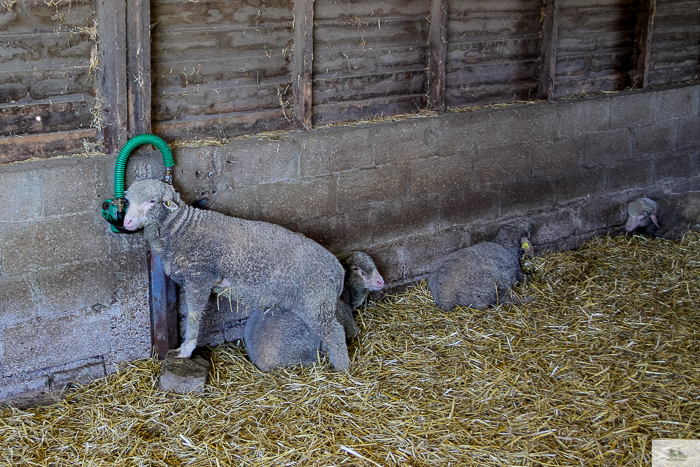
[301,303,350,371]
[177,282,211,359]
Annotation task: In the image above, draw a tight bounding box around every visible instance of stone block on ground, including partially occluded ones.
[158,350,211,394]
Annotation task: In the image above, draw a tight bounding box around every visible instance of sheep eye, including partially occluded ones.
[148,199,157,204]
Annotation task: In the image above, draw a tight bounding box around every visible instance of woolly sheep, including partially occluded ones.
[625,192,700,239]
[244,251,384,371]
[428,219,533,311]
[122,179,350,371]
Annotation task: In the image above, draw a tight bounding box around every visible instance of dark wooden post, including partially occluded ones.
[96,0,128,154]
[539,0,559,100]
[293,0,315,130]
[632,0,656,89]
[428,0,449,113]
[125,0,179,358]
[126,0,152,136]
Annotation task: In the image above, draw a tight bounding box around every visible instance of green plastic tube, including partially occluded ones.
[114,134,174,199]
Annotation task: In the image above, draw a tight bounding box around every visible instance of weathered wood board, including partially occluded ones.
[0,0,97,153]
[151,0,295,140]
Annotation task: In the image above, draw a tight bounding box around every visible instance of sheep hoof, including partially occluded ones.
[176,342,196,359]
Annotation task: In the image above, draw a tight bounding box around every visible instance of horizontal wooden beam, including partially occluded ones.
[0,100,94,138]
[0,129,97,164]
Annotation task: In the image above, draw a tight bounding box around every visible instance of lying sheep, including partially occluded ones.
[625,192,700,239]
[244,251,384,371]
[429,219,533,311]
[123,179,350,371]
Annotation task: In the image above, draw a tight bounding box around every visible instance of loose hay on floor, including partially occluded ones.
[2,233,699,466]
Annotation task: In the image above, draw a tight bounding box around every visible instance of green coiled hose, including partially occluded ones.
[114,134,174,199]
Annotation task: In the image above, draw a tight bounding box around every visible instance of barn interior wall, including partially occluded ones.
[3,84,694,404]
[0,0,699,404]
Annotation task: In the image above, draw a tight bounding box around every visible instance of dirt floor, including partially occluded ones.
[2,233,699,466]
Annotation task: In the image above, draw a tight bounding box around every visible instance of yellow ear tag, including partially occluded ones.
[521,241,530,250]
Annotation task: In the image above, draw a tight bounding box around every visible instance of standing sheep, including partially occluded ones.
[625,192,700,239]
[428,219,533,311]
[122,179,351,371]
[244,251,384,371]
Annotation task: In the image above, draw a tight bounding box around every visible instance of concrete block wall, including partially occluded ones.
[1,84,698,403]
[0,156,151,403]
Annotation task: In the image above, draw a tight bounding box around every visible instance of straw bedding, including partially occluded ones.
[2,233,699,466]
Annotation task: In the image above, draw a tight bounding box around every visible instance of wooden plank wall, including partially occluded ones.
[150,0,296,140]
[554,0,638,97]
[0,0,98,163]
[647,0,700,86]
[445,0,542,108]
[1,0,698,158]
[312,0,430,125]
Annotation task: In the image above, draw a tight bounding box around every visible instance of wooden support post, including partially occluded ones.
[633,0,656,89]
[96,0,128,154]
[539,0,559,100]
[293,0,314,130]
[148,251,179,359]
[126,0,152,136]
[428,0,448,113]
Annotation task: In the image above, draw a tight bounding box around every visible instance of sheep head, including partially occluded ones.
[123,179,182,231]
[625,197,659,232]
[344,251,385,292]
[493,219,533,256]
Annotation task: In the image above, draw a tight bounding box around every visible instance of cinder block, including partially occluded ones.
[213,140,301,186]
[0,276,38,325]
[50,360,105,390]
[653,86,697,123]
[500,176,558,214]
[374,118,442,165]
[581,129,632,168]
[553,167,606,203]
[35,259,119,315]
[257,176,337,224]
[633,123,677,157]
[493,104,560,147]
[605,159,653,191]
[530,139,582,177]
[42,160,98,217]
[408,153,471,196]
[369,195,442,245]
[299,126,376,177]
[573,195,630,233]
[0,213,109,274]
[442,186,500,225]
[530,209,576,246]
[3,311,110,376]
[442,110,497,153]
[677,116,700,150]
[337,163,408,210]
[610,91,654,129]
[472,144,532,185]
[296,210,374,252]
[0,171,42,222]
[0,375,50,404]
[653,150,695,182]
[205,184,258,220]
[555,97,610,138]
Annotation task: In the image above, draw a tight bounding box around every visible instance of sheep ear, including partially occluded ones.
[163,199,179,211]
[520,236,533,255]
[651,214,659,228]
